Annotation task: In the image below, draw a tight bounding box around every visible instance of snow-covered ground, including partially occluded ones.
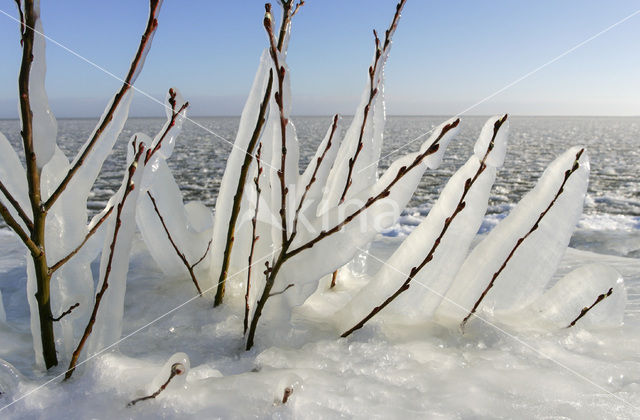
[1,208,639,418]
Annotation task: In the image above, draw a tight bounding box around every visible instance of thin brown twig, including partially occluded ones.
[50,302,79,322]
[191,239,212,270]
[145,88,189,164]
[0,200,39,256]
[127,363,185,407]
[460,148,586,331]
[269,283,294,297]
[264,4,290,246]
[146,191,203,296]
[0,179,33,231]
[44,0,162,211]
[341,115,507,338]
[49,206,114,274]
[65,142,145,380]
[245,143,263,335]
[566,288,614,328]
[13,0,25,40]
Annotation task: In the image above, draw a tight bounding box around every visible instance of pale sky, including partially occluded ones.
[0,0,639,118]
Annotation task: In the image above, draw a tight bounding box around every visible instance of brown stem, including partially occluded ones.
[460,148,586,331]
[566,288,614,328]
[338,0,407,204]
[289,114,339,242]
[147,191,203,296]
[145,88,189,165]
[0,200,39,256]
[245,144,263,335]
[0,180,33,231]
[191,239,212,270]
[269,283,294,297]
[127,363,185,407]
[49,206,114,274]
[50,302,79,322]
[264,5,290,247]
[286,119,460,260]
[341,116,508,337]
[43,0,161,212]
[65,143,145,380]
[214,1,300,307]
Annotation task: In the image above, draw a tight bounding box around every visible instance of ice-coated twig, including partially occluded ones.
[0,200,39,256]
[0,180,32,231]
[65,142,146,380]
[48,206,114,274]
[127,363,186,407]
[244,118,459,350]
[145,88,189,164]
[15,0,57,369]
[245,144,263,335]
[282,386,293,404]
[286,119,460,260]
[43,0,162,211]
[264,3,291,246]
[341,115,508,338]
[13,0,25,39]
[338,0,406,204]
[290,114,339,242]
[566,288,614,328]
[460,148,586,331]
[214,0,302,307]
[146,191,205,295]
[50,302,80,322]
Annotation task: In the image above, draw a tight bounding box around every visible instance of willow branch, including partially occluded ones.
[49,206,114,274]
[338,0,407,204]
[286,119,460,260]
[191,239,212,270]
[44,0,161,211]
[145,88,189,164]
[341,115,508,337]
[50,302,79,322]
[0,179,32,232]
[290,114,339,242]
[127,363,186,407]
[460,148,586,331]
[264,5,290,246]
[215,1,297,307]
[245,143,263,335]
[65,142,145,381]
[0,200,40,256]
[147,191,203,296]
[566,288,614,328]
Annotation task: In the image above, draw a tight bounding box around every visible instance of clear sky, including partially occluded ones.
[0,0,639,118]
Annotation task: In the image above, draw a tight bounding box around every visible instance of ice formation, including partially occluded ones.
[335,116,509,330]
[437,146,591,325]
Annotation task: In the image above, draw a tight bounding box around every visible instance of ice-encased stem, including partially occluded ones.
[65,143,146,380]
[340,115,507,337]
[214,1,297,307]
[460,148,586,330]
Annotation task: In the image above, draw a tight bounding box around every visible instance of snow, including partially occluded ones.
[1,229,639,418]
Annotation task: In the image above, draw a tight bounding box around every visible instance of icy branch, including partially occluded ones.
[44,0,162,211]
[245,144,263,334]
[341,115,507,337]
[147,191,204,295]
[50,303,79,322]
[567,288,614,328]
[65,142,146,380]
[0,180,32,231]
[127,363,185,407]
[460,148,586,331]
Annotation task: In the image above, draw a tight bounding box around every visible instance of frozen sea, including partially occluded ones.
[1,115,640,418]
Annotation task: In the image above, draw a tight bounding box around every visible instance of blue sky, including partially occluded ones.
[0,0,639,118]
